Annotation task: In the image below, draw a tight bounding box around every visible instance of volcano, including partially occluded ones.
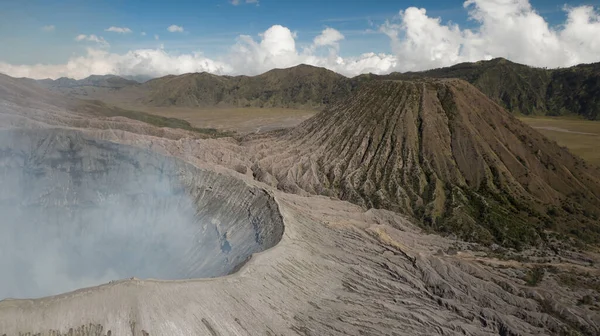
[252,79,600,248]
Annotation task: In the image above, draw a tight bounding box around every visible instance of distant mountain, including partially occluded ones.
[252,79,600,248]
[142,64,359,109]
[374,58,600,120]
[27,59,600,118]
[121,74,154,83]
[38,75,139,89]
[138,59,600,118]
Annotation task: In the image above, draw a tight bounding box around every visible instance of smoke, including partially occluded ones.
[0,130,240,299]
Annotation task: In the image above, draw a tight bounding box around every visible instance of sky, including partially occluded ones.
[0,0,598,79]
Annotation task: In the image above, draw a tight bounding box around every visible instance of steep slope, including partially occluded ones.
[249,79,600,248]
[391,58,551,116]
[377,58,600,119]
[546,62,600,119]
[142,64,358,109]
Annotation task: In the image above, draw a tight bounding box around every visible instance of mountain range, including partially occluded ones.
[36,58,600,120]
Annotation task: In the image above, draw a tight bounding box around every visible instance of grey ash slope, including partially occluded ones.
[249,79,600,248]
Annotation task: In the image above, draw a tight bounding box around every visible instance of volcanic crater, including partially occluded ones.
[0,129,284,299]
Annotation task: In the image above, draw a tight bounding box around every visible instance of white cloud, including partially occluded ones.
[74,34,109,47]
[105,26,132,34]
[167,25,184,33]
[0,48,230,80]
[41,25,55,32]
[313,27,345,49]
[381,0,600,72]
[0,25,389,79]
[154,34,159,40]
[141,32,147,36]
[1,1,599,80]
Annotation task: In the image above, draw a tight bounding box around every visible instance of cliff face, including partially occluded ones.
[251,79,600,248]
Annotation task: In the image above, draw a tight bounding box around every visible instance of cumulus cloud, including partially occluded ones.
[154,34,159,40]
[74,34,109,47]
[313,27,345,49]
[167,25,184,33]
[1,1,599,80]
[0,48,230,80]
[105,26,132,34]
[41,25,55,32]
[141,32,147,36]
[382,0,600,71]
[0,25,390,79]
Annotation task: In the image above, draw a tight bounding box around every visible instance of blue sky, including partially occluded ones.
[0,0,595,64]
[0,0,598,79]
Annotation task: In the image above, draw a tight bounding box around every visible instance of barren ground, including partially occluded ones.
[520,116,600,167]
[127,106,317,134]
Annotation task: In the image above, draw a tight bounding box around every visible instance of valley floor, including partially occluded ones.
[520,116,600,167]
[117,105,318,135]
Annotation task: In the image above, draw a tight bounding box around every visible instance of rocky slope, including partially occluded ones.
[248,79,600,248]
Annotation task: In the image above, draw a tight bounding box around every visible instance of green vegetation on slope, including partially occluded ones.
[35,59,600,121]
[143,64,359,109]
[51,60,600,121]
[378,58,600,120]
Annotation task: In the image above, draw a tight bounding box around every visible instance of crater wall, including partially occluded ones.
[0,129,284,299]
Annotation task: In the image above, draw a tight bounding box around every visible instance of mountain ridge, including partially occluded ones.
[9,58,600,119]
[375,58,600,119]
[135,59,600,118]
[38,74,140,88]
[141,63,357,109]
